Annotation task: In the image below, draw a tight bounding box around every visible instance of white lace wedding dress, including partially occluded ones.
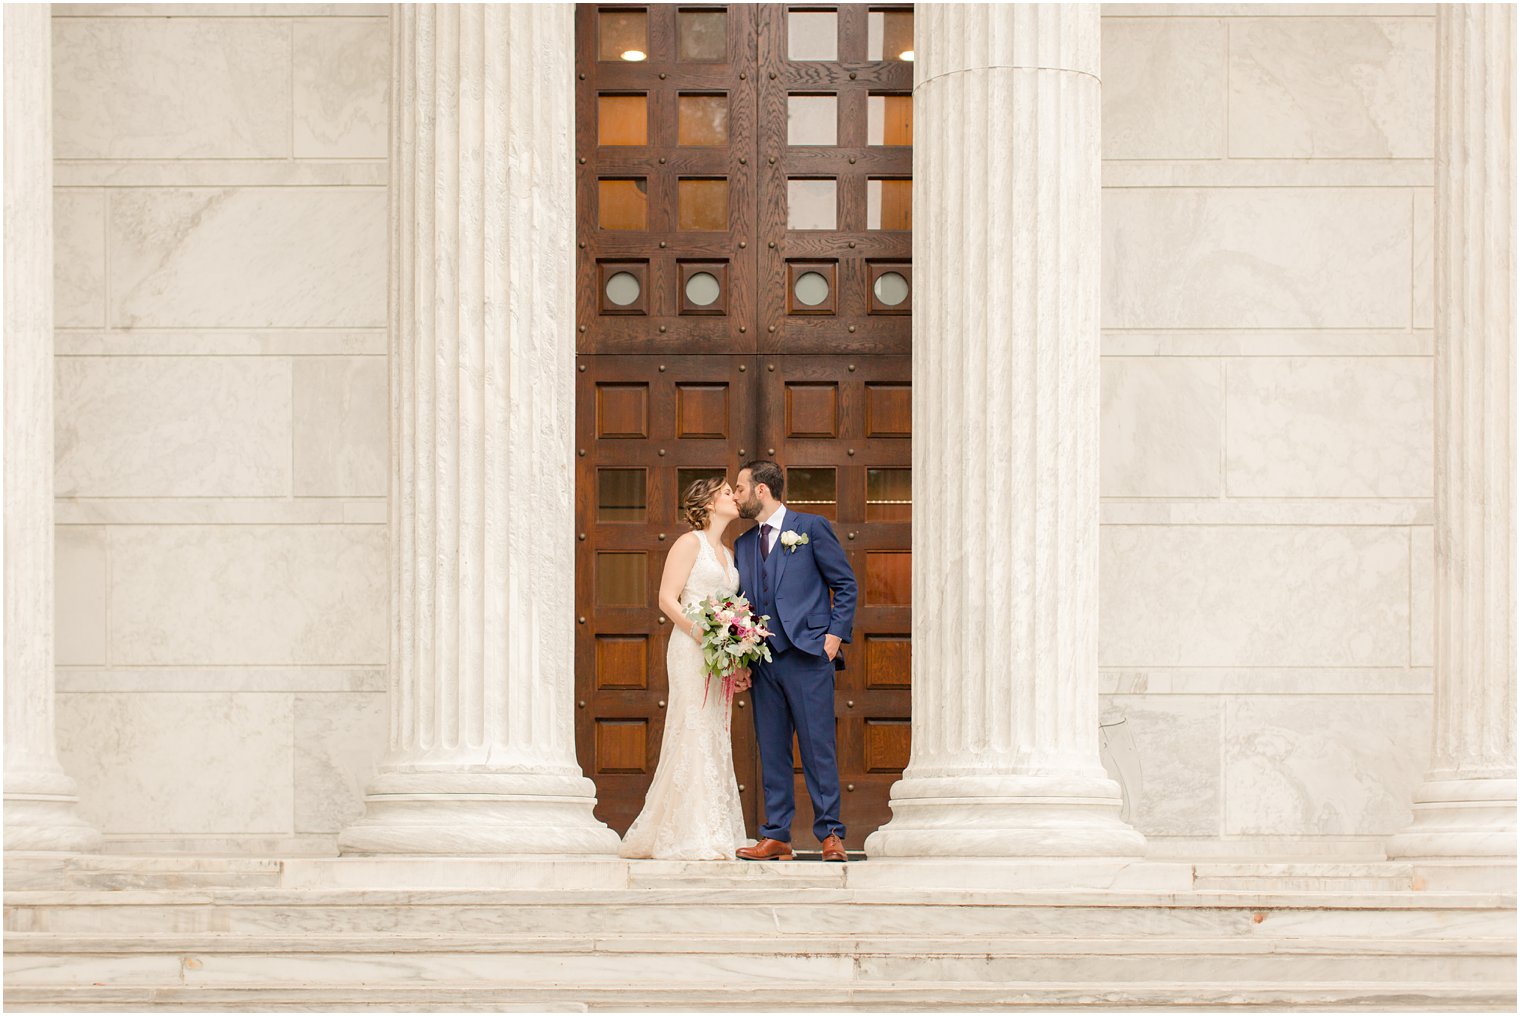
[618,531,750,860]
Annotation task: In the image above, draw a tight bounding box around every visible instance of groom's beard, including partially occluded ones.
[737,498,760,519]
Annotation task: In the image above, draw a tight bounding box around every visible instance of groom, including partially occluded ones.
[731,460,857,862]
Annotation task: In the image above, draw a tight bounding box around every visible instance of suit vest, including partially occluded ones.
[754,534,792,653]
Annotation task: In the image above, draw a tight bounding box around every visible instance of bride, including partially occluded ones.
[618,476,754,860]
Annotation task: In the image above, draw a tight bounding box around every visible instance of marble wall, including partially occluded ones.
[50,3,1435,857]
[51,4,391,853]
[1097,3,1434,857]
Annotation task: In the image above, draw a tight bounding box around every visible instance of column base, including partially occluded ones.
[337,766,622,855]
[1386,776,1516,862]
[4,768,103,854]
[863,771,1147,858]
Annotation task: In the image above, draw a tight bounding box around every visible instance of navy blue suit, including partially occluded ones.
[734,508,857,842]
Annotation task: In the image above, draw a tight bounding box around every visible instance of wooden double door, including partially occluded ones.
[573,2,915,847]
[574,353,911,847]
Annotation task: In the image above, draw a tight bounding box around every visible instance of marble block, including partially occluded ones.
[293,18,389,159]
[1228,16,1435,158]
[1103,695,1223,837]
[1101,357,1222,497]
[1223,695,1431,836]
[55,691,294,835]
[107,524,387,666]
[54,526,107,668]
[55,356,293,498]
[1225,357,1434,498]
[1100,524,1410,667]
[293,691,386,834]
[1102,188,1412,329]
[1101,17,1226,160]
[109,188,386,328]
[292,356,387,498]
[52,16,292,159]
[53,189,105,328]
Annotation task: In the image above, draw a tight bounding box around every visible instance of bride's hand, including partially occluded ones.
[732,667,752,692]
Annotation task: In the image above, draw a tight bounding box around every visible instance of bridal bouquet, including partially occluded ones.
[685,593,773,726]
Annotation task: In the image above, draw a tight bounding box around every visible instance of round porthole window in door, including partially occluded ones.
[793,271,830,306]
[604,271,641,306]
[684,271,720,307]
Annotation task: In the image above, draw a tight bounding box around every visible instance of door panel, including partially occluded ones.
[756,6,913,355]
[575,354,760,834]
[575,4,914,850]
[756,355,911,847]
[577,5,760,355]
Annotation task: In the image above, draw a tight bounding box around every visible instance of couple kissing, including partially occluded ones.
[617,460,858,862]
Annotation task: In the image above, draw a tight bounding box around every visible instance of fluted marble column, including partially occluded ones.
[865,4,1143,858]
[1387,4,1515,866]
[339,4,618,854]
[3,4,103,854]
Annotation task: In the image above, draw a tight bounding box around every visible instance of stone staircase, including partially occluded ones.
[4,855,1515,1011]
[4,854,285,892]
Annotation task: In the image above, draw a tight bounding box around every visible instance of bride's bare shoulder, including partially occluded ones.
[668,530,701,554]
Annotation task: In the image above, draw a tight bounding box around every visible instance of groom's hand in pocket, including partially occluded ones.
[823,634,841,661]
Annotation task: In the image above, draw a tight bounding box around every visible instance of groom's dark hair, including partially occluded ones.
[741,459,785,500]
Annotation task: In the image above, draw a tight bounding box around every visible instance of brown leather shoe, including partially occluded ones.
[820,834,847,862]
[736,837,794,861]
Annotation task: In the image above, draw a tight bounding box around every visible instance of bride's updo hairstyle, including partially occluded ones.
[680,476,727,530]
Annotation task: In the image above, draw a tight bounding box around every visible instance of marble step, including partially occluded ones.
[279,856,1197,892]
[8,887,1514,940]
[626,859,848,889]
[6,933,1513,989]
[1192,861,1416,892]
[9,855,1444,894]
[4,980,1515,1012]
[3,856,285,892]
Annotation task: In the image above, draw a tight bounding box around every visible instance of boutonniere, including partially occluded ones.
[779,530,809,553]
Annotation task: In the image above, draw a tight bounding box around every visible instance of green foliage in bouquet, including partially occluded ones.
[684,593,774,680]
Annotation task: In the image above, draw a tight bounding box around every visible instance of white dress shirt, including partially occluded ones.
[759,503,787,555]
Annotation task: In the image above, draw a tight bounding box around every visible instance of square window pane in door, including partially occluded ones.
[868,94,913,145]
[599,178,648,230]
[599,9,649,62]
[788,95,837,146]
[677,8,726,61]
[598,94,647,146]
[787,179,837,230]
[598,468,647,522]
[867,467,911,521]
[788,10,837,61]
[597,552,647,607]
[678,94,729,146]
[868,9,914,62]
[677,178,729,231]
[787,467,837,519]
[867,178,912,230]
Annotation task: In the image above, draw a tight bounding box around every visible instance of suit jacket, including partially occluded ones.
[734,509,857,668]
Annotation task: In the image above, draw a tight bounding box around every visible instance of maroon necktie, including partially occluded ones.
[760,524,773,560]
